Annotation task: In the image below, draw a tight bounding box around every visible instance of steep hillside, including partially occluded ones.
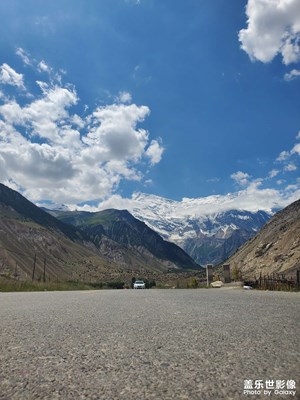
[0,184,120,281]
[224,199,300,278]
[182,227,253,266]
[0,184,83,241]
[50,208,200,270]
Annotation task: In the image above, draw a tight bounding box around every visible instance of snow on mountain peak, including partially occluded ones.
[40,191,274,266]
[93,192,270,244]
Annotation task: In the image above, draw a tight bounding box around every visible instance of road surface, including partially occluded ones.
[0,289,299,399]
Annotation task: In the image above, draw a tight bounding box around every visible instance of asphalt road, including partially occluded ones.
[0,289,299,400]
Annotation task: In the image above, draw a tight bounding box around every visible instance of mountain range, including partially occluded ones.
[1,183,299,283]
[0,183,199,283]
[95,193,271,266]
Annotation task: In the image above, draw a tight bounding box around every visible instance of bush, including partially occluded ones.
[145,279,156,289]
[106,281,125,289]
[186,278,198,289]
[89,282,104,289]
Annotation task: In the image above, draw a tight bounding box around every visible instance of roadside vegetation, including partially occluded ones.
[0,278,101,292]
[1,274,297,292]
[0,276,157,292]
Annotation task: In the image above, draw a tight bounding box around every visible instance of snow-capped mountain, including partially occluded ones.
[101,193,272,266]
[44,192,273,266]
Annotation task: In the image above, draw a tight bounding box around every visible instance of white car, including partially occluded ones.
[133,280,146,289]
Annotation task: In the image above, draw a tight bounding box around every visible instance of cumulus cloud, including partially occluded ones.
[230,171,251,186]
[0,64,25,89]
[83,103,150,162]
[145,139,164,165]
[239,0,300,65]
[0,61,164,204]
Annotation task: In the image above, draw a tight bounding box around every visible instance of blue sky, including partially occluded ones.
[0,0,299,211]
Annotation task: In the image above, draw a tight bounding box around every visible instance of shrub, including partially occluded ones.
[106,281,125,289]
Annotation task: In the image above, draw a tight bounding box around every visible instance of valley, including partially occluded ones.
[0,183,299,285]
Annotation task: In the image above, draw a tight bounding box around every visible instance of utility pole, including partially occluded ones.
[43,258,46,283]
[32,253,37,281]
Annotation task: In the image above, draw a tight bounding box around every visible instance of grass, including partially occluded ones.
[0,278,96,292]
[0,277,128,292]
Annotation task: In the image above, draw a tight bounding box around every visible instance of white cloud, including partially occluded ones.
[16,48,32,66]
[0,62,164,204]
[16,48,62,85]
[272,133,300,177]
[116,91,132,104]
[275,132,300,168]
[276,149,290,161]
[291,142,300,155]
[0,64,25,89]
[38,60,52,74]
[145,139,164,165]
[230,171,251,186]
[239,0,300,65]
[144,179,153,186]
[284,69,300,81]
[83,103,151,162]
[284,163,297,171]
[22,85,79,143]
[268,169,280,178]
[276,179,285,185]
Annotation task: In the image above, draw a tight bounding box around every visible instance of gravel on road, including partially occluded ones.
[0,288,299,400]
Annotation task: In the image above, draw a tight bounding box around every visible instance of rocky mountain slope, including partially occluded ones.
[49,208,200,270]
[224,198,300,278]
[0,183,119,281]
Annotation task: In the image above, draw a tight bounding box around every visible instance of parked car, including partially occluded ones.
[210,280,223,288]
[133,280,146,289]
[243,281,254,290]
